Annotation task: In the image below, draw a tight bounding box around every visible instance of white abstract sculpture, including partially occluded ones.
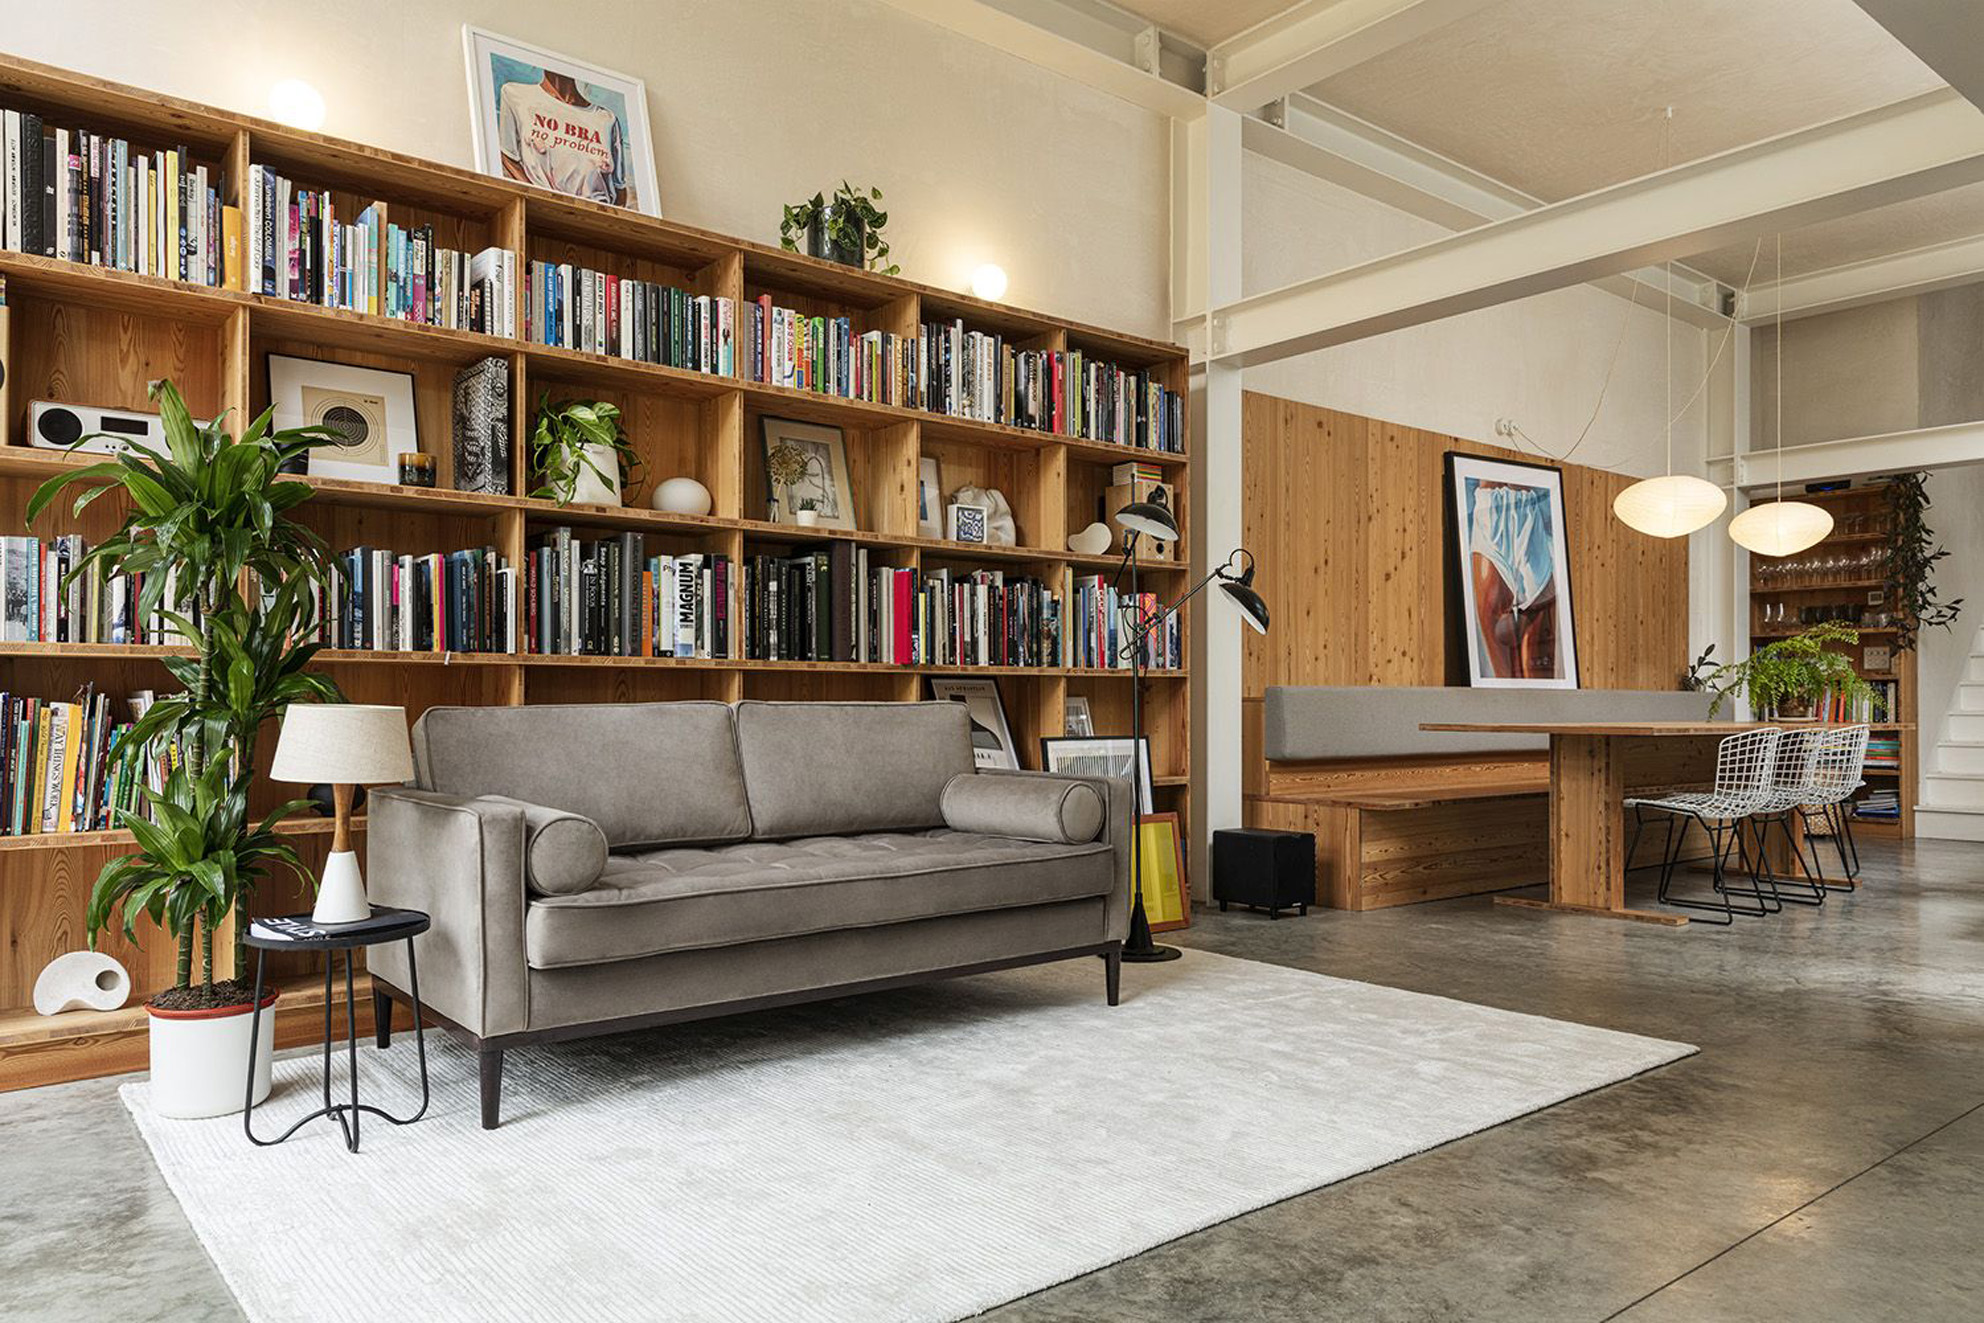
[951,486,1016,546]
[652,476,714,516]
[1068,521,1112,556]
[34,951,131,1015]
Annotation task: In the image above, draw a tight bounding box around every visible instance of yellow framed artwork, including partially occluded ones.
[1136,812,1189,932]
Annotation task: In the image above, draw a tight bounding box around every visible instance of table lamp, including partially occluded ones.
[271,704,414,925]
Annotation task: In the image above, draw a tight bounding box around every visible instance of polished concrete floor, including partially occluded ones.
[2,838,1979,1321]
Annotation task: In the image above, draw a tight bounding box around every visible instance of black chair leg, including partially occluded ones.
[1104,943,1122,1006]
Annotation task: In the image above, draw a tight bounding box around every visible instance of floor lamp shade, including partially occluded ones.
[1729,500,1834,557]
[1114,500,1179,542]
[270,704,414,786]
[1612,474,1727,538]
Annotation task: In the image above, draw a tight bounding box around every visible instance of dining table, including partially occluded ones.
[1417,720,1884,926]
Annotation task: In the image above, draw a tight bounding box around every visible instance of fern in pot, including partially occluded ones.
[29,383,343,1119]
[531,395,642,507]
[1699,622,1876,720]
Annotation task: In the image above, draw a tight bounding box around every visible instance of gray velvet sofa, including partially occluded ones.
[366,700,1132,1127]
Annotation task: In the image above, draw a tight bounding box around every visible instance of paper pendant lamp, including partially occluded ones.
[1612,474,1728,538]
[1729,500,1834,557]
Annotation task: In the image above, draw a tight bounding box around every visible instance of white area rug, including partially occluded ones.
[124,950,1692,1323]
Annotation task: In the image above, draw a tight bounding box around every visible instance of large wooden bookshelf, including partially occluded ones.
[0,54,1192,1089]
[1745,482,1915,839]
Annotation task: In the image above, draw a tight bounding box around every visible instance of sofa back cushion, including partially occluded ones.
[412,702,751,849]
[735,701,975,839]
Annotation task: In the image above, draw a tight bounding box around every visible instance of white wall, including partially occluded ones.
[1918,466,1984,795]
[1238,152,1712,479]
[0,0,1171,338]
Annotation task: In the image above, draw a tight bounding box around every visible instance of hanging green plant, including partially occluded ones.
[779,181,899,276]
[1881,473,1962,652]
[1698,622,1875,718]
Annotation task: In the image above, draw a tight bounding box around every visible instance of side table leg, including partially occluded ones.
[343,949,360,1153]
[406,936,431,1122]
[241,951,268,1142]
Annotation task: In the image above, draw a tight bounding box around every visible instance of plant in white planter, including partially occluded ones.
[30,381,343,1118]
[531,395,641,507]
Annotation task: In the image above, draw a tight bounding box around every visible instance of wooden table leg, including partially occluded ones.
[1495,733,1687,926]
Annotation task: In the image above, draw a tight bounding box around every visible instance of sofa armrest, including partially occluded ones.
[980,769,1133,944]
[365,787,531,1038]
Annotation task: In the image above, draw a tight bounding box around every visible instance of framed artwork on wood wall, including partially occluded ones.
[1445,452,1580,689]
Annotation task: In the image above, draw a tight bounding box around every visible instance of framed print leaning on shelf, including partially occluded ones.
[918,456,943,538]
[266,355,417,486]
[928,677,1020,770]
[1445,452,1579,689]
[761,418,858,529]
[1040,736,1154,813]
[463,26,661,216]
[1063,695,1094,737]
[1136,812,1189,931]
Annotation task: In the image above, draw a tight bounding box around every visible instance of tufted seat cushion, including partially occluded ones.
[523,830,1115,969]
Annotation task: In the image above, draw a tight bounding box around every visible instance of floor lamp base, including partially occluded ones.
[1121,943,1183,964]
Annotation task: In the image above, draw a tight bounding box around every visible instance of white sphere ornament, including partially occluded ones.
[34,951,131,1015]
[1068,521,1112,556]
[652,476,713,516]
[1729,499,1834,557]
[1613,474,1728,538]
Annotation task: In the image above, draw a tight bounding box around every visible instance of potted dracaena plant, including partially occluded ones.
[28,381,344,1119]
[1698,621,1877,720]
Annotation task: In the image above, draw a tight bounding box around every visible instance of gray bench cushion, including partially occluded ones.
[412,702,752,850]
[1264,686,1722,761]
[523,830,1114,968]
[735,701,976,839]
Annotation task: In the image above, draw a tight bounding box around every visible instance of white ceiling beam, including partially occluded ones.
[1851,1,1984,112]
[1210,90,1984,367]
[1737,232,1984,323]
[1243,94,1731,328]
[1734,418,1984,488]
[875,0,1207,118]
[1208,0,1502,111]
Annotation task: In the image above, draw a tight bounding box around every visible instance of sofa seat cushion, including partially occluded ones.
[523,830,1114,969]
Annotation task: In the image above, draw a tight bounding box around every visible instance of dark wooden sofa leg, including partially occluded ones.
[1104,943,1122,1006]
[479,1048,505,1130]
[373,989,394,1049]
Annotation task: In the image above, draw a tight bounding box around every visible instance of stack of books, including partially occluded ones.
[916,567,1061,668]
[528,264,733,373]
[1864,736,1901,771]
[1070,574,1179,671]
[0,535,184,645]
[917,320,1185,451]
[309,545,518,654]
[524,528,730,659]
[1813,680,1897,724]
[245,166,516,335]
[0,687,166,837]
[1853,789,1900,821]
[746,299,915,404]
[0,109,224,284]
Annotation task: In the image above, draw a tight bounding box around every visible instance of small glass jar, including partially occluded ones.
[398,452,437,488]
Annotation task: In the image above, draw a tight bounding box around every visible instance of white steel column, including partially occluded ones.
[1186,105,1245,885]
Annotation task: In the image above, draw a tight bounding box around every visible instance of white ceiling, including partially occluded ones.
[1689,181,1984,288]
[1109,0,1298,47]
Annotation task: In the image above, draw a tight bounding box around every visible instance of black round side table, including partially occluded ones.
[242,905,431,1152]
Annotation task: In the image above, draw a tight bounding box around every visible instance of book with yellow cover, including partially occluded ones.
[221,204,243,291]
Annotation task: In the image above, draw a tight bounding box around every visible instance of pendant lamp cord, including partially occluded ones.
[1776,230,1785,503]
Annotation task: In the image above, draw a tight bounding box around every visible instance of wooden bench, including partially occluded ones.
[1245,687,1725,912]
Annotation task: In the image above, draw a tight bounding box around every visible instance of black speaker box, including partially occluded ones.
[1212,827,1315,919]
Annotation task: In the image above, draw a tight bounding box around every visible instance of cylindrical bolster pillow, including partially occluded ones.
[480,795,609,895]
[939,773,1105,844]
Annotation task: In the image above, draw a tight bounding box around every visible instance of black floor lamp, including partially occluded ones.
[1111,498,1269,962]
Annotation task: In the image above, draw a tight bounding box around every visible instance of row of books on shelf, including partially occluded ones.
[245,166,517,334]
[1863,737,1901,771]
[0,109,223,283]
[526,529,730,660]
[1071,576,1181,671]
[0,535,189,645]
[1,687,166,837]
[527,262,733,373]
[1853,789,1899,821]
[1807,682,1899,724]
[305,546,519,655]
[741,547,1062,667]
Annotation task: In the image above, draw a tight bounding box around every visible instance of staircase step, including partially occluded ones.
[1918,805,1984,842]
[1923,773,1984,808]
[1966,656,1984,684]
[1959,683,1984,713]
[1950,713,1984,741]
[1937,742,1984,774]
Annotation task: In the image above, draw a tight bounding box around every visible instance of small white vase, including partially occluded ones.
[33,951,131,1015]
[794,509,821,527]
[147,989,279,1120]
[566,442,622,506]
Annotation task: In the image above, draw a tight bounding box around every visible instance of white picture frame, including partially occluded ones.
[463,26,662,217]
[266,355,418,486]
[1040,736,1155,814]
[928,677,1020,770]
[948,503,989,544]
[1063,695,1094,737]
[1446,452,1580,689]
[761,417,858,530]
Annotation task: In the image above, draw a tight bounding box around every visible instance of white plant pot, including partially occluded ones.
[794,509,820,527]
[147,988,279,1120]
[567,443,622,506]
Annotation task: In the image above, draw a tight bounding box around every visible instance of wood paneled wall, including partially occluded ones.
[1241,392,1689,699]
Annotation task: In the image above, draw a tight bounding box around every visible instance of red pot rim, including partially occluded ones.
[146,986,281,1020]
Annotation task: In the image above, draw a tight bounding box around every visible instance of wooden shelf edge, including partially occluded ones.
[0,815,353,854]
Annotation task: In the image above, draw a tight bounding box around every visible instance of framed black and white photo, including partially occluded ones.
[267,355,418,485]
[463,27,661,216]
[928,677,1020,770]
[1445,452,1579,689]
[1040,736,1154,813]
[761,417,858,529]
[948,503,988,544]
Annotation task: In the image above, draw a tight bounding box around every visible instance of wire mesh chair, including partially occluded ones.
[1743,726,1827,906]
[1624,726,1783,925]
[1796,724,1871,889]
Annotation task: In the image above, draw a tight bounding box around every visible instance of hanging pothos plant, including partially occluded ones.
[1882,472,1963,652]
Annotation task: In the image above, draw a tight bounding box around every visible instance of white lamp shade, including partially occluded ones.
[270,704,414,785]
[1729,500,1835,557]
[1612,474,1727,538]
